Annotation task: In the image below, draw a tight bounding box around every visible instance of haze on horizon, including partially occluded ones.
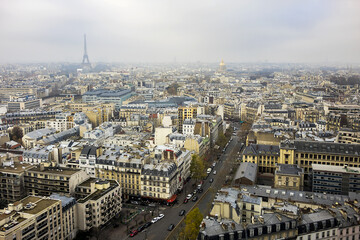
[0,0,360,64]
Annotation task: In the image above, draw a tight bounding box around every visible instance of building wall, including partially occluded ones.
[155,127,172,145]
[274,174,303,191]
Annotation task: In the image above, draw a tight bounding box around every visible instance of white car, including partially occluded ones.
[158,214,164,220]
[151,217,159,223]
[186,193,193,200]
[213,170,217,175]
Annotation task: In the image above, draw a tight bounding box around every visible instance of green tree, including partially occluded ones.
[183,208,203,240]
[216,132,227,148]
[190,154,206,183]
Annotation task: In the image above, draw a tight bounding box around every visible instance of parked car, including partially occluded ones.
[192,196,198,202]
[197,188,203,193]
[209,178,214,183]
[213,170,217,175]
[186,193,193,200]
[183,198,189,204]
[151,217,159,223]
[144,222,152,228]
[179,210,186,216]
[168,224,175,231]
[158,213,164,220]
[129,230,139,237]
[137,225,145,232]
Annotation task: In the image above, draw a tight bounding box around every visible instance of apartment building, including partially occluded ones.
[177,106,197,133]
[79,145,101,177]
[82,88,133,110]
[242,144,280,174]
[7,97,42,112]
[0,162,34,204]
[22,128,57,149]
[3,110,61,125]
[95,148,143,199]
[155,145,192,190]
[50,194,77,240]
[274,164,304,191]
[119,104,147,120]
[141,161,178,202]
[75,178,122,231]
[25,165,89,197]
[23,147,53,164]
[312,164,360,195]
[279,140,360,177]
[46,113,75,132]
[239,194,262,223]
[0,196,62,240]
[337,128,360,144]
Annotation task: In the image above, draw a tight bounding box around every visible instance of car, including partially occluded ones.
[144,222,152,228]
[197,184,202,189]
[168,224,175,231]
[193,189,198,194]
[137,225,145,232]
[157,213,164,220]
[213,170,217,175]
[179,210,186,216]
[209,178,214,183]
[197,188,203,193]
[183,198,189,203]
[212,162,216,167]
[192,196,198,202]
[186,193,193,200]
[129,229,139,237]
[151,217,159,223]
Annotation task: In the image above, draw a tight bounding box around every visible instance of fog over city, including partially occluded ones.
[1,0,360,63]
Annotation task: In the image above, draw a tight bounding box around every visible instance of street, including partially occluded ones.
[99,124,245,240]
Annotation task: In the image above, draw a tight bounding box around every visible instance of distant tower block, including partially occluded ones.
[219,59,226,72]
[82,34,91,68]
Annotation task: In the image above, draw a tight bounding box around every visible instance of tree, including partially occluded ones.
[11,126,23,143]
[183,208,203,240]
[190,154,206,183]
[216,132,227,148]
[166,83,180,95]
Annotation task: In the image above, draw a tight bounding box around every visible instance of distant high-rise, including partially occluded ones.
[219,59,226,72]
[82,34,91,68]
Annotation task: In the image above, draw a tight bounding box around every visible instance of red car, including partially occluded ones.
[183,198,189,203]
[129,230,139,237]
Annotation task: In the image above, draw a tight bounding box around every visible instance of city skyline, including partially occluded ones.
[1,0,360,64]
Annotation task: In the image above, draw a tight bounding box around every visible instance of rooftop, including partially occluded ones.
[281,140,360,156]
[275,164,304,176]
[312,164,360,174]
[28,166,82,176]
[0,162,34,174]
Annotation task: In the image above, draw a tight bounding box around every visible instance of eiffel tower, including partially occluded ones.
[82,34,91,68]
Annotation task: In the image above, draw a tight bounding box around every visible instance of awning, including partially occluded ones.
[167,194,177,203]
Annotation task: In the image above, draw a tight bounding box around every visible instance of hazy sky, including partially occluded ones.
[1,0,360,63]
